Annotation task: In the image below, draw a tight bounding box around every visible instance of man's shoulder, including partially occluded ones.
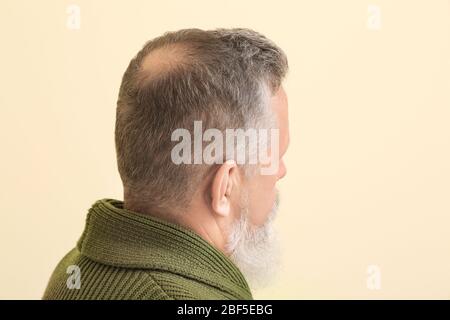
[42,248,231,300]
[42,247,170,300]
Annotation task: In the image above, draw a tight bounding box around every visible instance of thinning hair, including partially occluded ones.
[115,28,288,214]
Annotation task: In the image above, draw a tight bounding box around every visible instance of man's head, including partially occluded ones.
[115,28,289,288]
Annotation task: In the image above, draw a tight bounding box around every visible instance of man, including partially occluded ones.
[43,27,289,300]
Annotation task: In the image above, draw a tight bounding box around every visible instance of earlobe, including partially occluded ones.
[211,160,236,217]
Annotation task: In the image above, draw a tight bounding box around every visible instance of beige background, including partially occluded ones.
[1,0,449,299]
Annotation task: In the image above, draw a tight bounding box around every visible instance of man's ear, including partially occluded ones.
[211,160,237,217]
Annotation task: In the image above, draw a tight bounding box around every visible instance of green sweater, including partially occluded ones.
[43,199,253,300]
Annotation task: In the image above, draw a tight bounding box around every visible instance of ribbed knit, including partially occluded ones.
[43,199,253,300]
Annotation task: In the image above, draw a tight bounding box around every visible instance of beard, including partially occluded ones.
[225,189,281,290]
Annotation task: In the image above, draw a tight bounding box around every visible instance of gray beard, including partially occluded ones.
[226,191,281,290]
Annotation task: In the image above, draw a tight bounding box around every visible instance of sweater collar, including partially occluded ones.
[76,199,253,299]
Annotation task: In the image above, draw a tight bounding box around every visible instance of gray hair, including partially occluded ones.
[115,28,288,214]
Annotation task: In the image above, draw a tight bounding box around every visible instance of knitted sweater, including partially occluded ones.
[43,199,253,300]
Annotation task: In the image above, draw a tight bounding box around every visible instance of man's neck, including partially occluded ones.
[123,199,230,257]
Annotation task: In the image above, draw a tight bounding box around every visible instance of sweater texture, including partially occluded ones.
[43,199,253,300]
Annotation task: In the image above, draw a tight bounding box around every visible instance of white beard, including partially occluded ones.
[225,190,281,290]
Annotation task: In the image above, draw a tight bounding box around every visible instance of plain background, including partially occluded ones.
[1,0,449,299]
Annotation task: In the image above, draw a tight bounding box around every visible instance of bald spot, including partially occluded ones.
[139,43,192,82]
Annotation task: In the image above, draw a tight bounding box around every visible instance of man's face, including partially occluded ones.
[226,86,289,289]
[246,86,289,227]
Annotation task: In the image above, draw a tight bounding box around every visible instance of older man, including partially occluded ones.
[43,27,289,300]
